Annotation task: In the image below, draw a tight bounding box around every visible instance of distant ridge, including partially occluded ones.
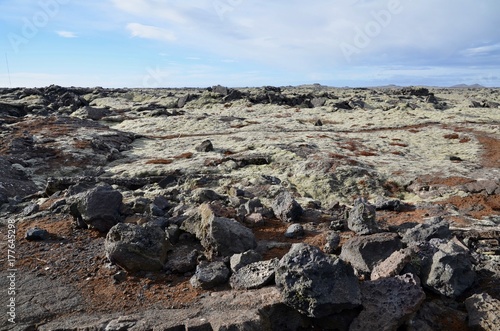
[449,83,485,89]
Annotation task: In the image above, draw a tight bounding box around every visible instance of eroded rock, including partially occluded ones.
[181,203,257,258]
[350,273,426,331]
[72,184,123,233]
[465,292,500,331]
[402,216,451,245]
[190,261,230,290]
[230,258,279,290]
[105,223,169,272]
[340,232,402,275]
[347,198,379,235]
[275,243,361,318]
[272,190,303,223]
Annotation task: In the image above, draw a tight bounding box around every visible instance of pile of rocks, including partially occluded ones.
[9,178,497,330]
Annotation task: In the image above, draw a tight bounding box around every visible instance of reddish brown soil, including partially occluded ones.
[412,175,475,187]
[438,194,500,220]
[15,216,203,314]
[477,134,500,168]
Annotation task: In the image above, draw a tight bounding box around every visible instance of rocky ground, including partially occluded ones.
[0,85,499,330]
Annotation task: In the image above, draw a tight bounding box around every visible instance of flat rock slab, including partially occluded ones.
[230,258,279,290]
[0,272,83,330]
[36,287,283,331]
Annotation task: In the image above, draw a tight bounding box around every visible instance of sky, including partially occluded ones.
[0,0,499,88]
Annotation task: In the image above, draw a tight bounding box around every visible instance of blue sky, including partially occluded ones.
[0,0,499,88]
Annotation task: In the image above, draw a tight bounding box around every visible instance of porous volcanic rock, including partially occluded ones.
[272,190,303,223]
[402,216,452,245]
[423,238,476,298]
[340,232,402,276]
[275,243,361,318]
[71,184,123,233]
[350,273,426,331]
[105,223,169,272]
[181,203,257,258]
[347,197,379,235]
[229,258,279,290]
[465,292,500,331]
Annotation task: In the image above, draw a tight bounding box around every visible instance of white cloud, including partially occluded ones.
[56,31,77,38]
[126,23,176,42]
[111,0,188,24]
[461,43,500,57]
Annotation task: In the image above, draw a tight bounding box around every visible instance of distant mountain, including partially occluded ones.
[449,84,485,89]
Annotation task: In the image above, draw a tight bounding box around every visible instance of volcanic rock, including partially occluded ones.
[105,223,169,272]
[272,190,303,223]
[350,273,426,331]
[402,216,451,245]
[465,292,500,331]
[190,261,230,290]
[340,232,402,275]
[181,203,257,258]
[230,250,263,272]
[347,197,379,235]
[25,227,49,241]
[229,258,279,290]
[423,238,476,298]
[284,223,304,238]
[71,184,123,233]
[275,243,361,318]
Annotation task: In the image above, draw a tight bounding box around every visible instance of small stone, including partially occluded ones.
[112,271,127,284]
[347,197,379,235]
[25,227,49,241]
[244,213,265,226]
[272,190,303,223]
[190,261,230,290]
[22,203,39,216]
[324,231,341,254]
[284,223,304,238]
[196,140,214,152]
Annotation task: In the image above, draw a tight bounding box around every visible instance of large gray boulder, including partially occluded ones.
[347,198,379,235]
[423,239,476,298]
[340,232,402,275]
[105,223,169,272]
[230,258,279,290]
[272,190,303,223]
[73,184,123,233]
[465,293,500,331]
[181,203,257,259]
[350,273,426,331]
[275,243,361,318]
[402,216,451,245]
[190,261,230,290]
